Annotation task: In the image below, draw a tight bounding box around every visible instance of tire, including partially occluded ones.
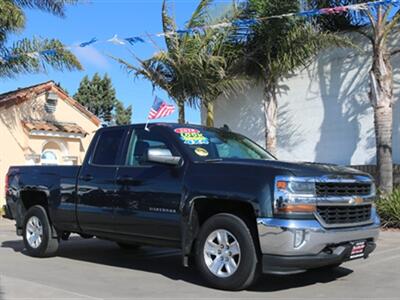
[22,205,59,257]
[116,242,141,250]
[195,213,259,290]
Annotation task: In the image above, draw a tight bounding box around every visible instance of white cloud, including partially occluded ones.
[72,46,110,69]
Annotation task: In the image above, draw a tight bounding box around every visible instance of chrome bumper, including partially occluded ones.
[257,208,380,256]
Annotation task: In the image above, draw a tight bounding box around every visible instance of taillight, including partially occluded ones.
[5,173,9,198]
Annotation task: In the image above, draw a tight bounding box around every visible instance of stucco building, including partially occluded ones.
[204,36,399,167]
[0,81,100,205]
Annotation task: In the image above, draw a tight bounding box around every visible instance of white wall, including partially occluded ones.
[203,84,266,144]
[205,36,400,165]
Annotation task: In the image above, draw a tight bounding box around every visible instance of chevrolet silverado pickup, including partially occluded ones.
[3,123,380,290]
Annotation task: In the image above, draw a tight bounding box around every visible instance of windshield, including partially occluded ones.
[173,127,275,161]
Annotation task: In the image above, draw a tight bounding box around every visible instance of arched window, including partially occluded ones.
[41,150,58,165]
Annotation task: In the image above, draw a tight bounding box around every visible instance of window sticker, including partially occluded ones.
[194,147,209,157]
[174,128,209,145]
[174,128,200,134]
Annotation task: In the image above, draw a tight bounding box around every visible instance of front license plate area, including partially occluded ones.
[349,241,366,259]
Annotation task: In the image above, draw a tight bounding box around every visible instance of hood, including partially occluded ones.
[204,159,369,178]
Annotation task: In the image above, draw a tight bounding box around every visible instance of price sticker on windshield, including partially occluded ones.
[194,147,209,157]
[174,128,209,145]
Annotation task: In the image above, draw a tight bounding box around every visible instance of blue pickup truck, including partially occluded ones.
[3,123,380,290]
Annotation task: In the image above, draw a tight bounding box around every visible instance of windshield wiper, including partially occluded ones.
[204,158,223,163]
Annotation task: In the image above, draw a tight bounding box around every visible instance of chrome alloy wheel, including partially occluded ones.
[26,216,43,249]
[203,229,241,278]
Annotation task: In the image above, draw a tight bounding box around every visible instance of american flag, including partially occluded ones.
[147,96,175,120]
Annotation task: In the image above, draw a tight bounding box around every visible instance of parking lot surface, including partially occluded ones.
[0,219,399,299]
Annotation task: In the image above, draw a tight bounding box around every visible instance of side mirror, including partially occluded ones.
[147,148,182,166]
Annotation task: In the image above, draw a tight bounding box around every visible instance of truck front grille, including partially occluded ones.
[316,182,371,197]
[317,204,372,226]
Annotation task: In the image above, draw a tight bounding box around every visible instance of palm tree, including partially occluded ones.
[0,0,81,78]
[313,0,399,193]
[114,0,245,125]
[113,0,203,123]
[185,3,247,127]
[192,35,247,127]
[236,0,348,156]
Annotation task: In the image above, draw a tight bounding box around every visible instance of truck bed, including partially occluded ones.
[8,165,81,180]
[6,165,81,230]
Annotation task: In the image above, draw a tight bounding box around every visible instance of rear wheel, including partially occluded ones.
[195,213,259,290]
[23,205,59,257]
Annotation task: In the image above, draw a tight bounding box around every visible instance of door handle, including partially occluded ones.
[80,174,93,181]
[116,176,142,185]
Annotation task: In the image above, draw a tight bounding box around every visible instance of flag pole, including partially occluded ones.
[144,119,150,131]
[145,94,156,131]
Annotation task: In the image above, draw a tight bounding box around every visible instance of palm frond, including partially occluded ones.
[0,1,25,42]
[12,0,79,17]
[0,37,82,78]
[187,0,213,28]
[162,0,179,54]
[238,1,357,84]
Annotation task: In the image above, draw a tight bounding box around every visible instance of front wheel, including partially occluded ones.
[23,205,59,257]
[195,213,259,290]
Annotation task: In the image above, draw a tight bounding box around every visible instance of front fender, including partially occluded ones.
[178,162,293,265]
[180,193,266,264]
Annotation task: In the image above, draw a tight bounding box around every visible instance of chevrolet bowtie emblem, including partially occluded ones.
[349,197,364,205]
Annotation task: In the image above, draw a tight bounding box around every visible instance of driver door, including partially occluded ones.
[114,128,183,243]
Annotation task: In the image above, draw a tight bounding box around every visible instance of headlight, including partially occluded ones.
[286,181,316,195]
[276,178,316,197]
[274,176,317,214]
[370,181,376,197]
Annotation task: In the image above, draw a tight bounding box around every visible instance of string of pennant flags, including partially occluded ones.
[1,0,400,64]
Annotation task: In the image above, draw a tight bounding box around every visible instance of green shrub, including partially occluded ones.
[376,188,400,228]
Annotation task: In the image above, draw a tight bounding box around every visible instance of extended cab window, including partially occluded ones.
[125,129,175,166]
[92,129,126,165]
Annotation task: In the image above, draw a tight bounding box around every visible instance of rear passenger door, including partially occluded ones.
[114,128,183,244]
[76,128,127,234]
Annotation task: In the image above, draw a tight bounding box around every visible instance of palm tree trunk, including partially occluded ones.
[370,46,393,194]
[177,100,185,124]
[205,101,214,127]
[262,83,278,155]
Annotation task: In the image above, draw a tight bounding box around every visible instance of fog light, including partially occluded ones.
[294,230,306,248]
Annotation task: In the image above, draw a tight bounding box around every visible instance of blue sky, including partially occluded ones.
[0,0,225,124]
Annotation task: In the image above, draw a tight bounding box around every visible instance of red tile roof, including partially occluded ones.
[22,120,88,136]
[0,81,101,126]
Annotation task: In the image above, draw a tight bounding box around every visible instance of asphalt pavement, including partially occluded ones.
[0,219,399,299]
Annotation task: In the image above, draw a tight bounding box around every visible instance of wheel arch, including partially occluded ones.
[15,189,52,235]
[182,196,261,266]
[20,189,49,209]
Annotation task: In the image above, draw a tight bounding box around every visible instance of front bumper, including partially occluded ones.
[261,241,376,274]
[257,208,380,274]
